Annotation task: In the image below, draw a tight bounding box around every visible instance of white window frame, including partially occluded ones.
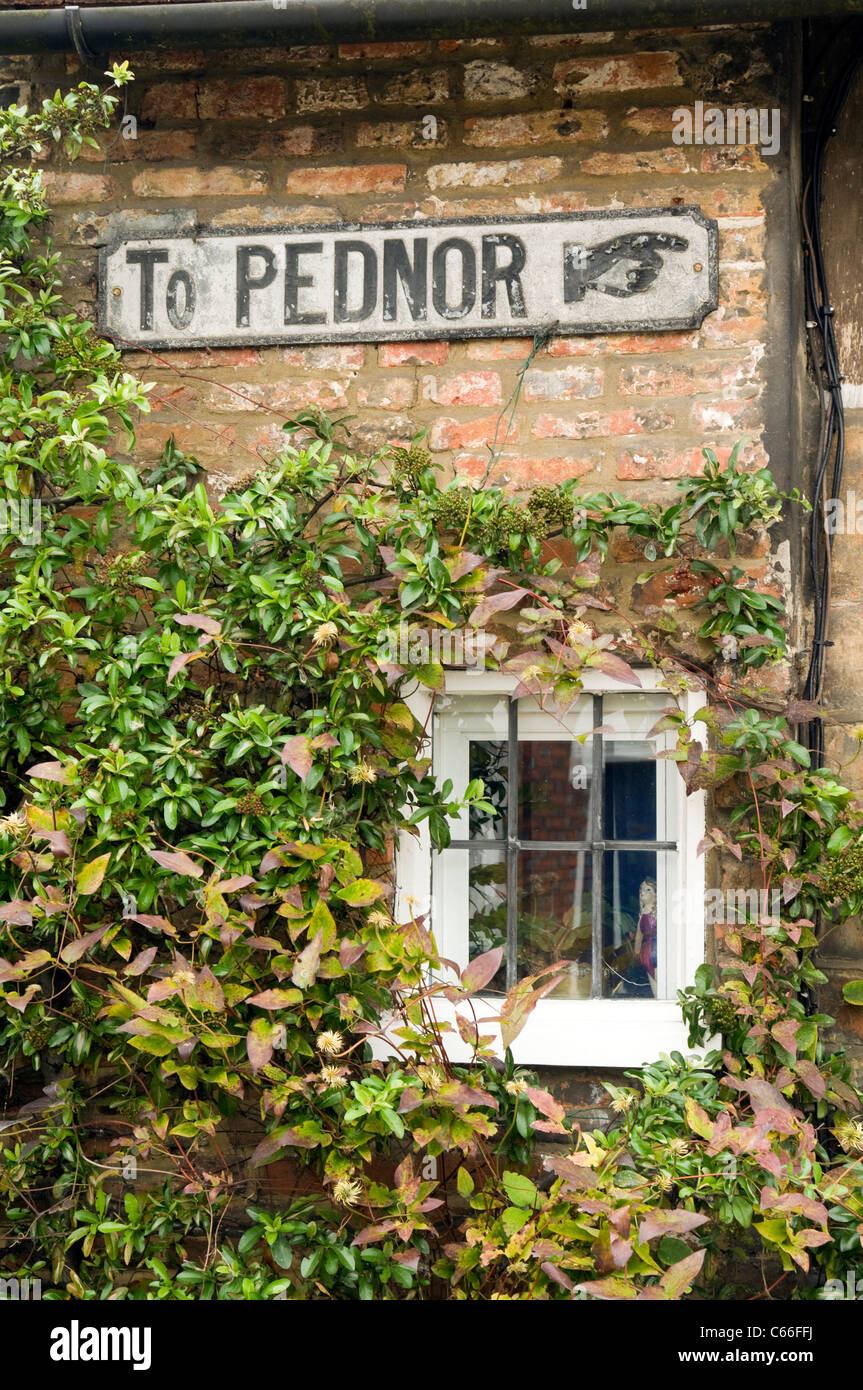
[395,668,706,1068]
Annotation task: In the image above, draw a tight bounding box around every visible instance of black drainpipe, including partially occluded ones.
[3,0,863,55]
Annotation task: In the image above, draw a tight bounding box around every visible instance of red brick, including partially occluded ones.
[356,378,417,410]
[296,77,368,112]
[699,310,766,347]
[426,157,562,190]
[454,453,595,485]
[80,129,197,162]
[548,332,696,356]
[129,348,262,370]
[466,339,534,360]
[464,61,540,101]
[41,171,114,203]
[282,346,365,371]
[356,119,449,149]
[286,164,406,195]
[196,77,285,120]
[579,148,689,175]
[532,408,674,440]
[464,110,608,147]
[437,38,505,52]
[523,366,604,402]
[338,41,430,59]
[379,342,449,366]
[140,82,198,122]
[421,372,502,407]
[429,415,519,450]
[554,53,683,94]
[229,127,341,159]
[132,167,267,197]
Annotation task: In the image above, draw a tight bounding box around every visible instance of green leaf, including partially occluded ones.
[501,1171,539,1209]
[456,1166,474,1199]
[842,980,863,1006]
[335,878,386,907]
[76,853,110,896]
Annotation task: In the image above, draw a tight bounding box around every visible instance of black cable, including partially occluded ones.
[801,35,863,771]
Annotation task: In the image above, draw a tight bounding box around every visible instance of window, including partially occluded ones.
[396,670,706,1067]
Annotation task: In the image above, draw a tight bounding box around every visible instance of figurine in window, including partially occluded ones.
[633,877,657,997]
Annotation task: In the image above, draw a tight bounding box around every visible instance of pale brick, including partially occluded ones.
[296,77,368,112]
[426,157,562,191]
[286,164,406,195]
[579,148,689,175]
[357,378,417,410]
[554,53,683,94]
[618,355,760,398]
[378,68,449,104]
[691,400,762,431]
[208,204,341,229]
[421,372,502,407]
[41,171,114,203]
[531,408,674,439]
[282,346,365,371]
[132,167,267,197]
[356,120,449,149]
[622,106,681,135]
[464,110,609,147]
[464,61,540,101]
[523,366,604,402]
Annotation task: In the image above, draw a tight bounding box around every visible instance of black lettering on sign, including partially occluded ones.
[285,242,326,325]
[165,269,196,330]
[432,238,476,319]
[126,248,168,331]
[382,238,428,322]
[481,234,527,319]
[236,245,277,328]
[334,241,378,323]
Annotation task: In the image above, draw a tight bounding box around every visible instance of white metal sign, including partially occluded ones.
[99,209,718,349]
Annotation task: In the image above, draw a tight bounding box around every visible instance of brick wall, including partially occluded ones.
[0,21,801,1116]
[3,24,789,508]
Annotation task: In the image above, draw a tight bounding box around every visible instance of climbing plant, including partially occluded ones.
[2,71,863,1303]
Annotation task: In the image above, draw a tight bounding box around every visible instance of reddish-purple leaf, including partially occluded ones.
[26,760,72,784]
[60,924,109,964]
[124,948,157,977]
[461,946,503,994]
[281,735,313,782]
[637,1210,709,1244]
[174,612,222,636]
[146,848,203,879]
[467,586,529,628]
[588,651,642,687]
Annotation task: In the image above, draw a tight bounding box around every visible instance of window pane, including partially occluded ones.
[517,849,593,992]
[602,849,663,1000]
[604,741,656,840]
[465,847,507,989]
[469,739,507,841]
[517,740,592,842]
